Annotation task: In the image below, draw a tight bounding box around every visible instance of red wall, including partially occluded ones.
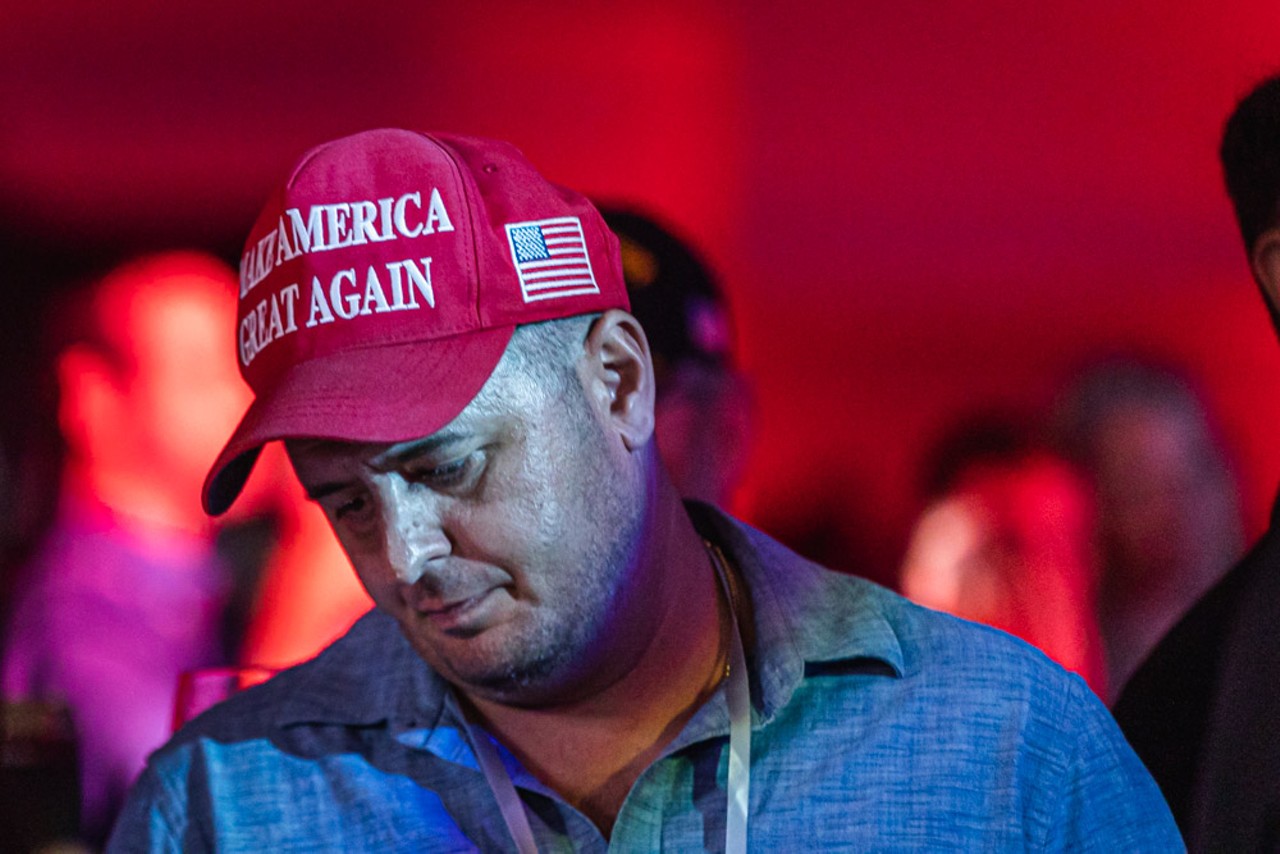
[5,1,1280,580]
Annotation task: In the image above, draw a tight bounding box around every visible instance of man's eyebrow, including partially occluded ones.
[303,481,352,502]
[368,431,470,472]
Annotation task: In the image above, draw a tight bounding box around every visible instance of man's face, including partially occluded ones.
[285,352,647,705]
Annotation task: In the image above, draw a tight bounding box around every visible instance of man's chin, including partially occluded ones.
[403,629,573,704]
[454,653,572,705]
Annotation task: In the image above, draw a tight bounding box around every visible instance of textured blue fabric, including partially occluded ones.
[109,504,1183,852]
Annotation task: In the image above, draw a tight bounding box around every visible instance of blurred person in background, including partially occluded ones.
[1111,73,1280,851]
[0,252,253,846]
[597,206,753,510]
[900,414,1108,699]
[1051,359,1243,695]
[240,205,755,670]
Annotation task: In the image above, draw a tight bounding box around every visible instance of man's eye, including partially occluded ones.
[431,458,468,482]
[334,496,364,517]
[412,452,482,488]
[331,493,375,528]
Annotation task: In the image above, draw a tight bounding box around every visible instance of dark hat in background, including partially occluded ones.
[596,206,733,383]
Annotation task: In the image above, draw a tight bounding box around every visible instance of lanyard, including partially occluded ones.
[709,539,753,854]
[466,715,540,854]
[464,541,751,854]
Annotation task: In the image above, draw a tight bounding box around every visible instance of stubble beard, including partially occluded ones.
[465,453,645,706]
[471,499,641,703]
[469,416,645,705]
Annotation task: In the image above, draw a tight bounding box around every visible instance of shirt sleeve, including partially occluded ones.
[106,761,199,854]
[1039,675,1186,852]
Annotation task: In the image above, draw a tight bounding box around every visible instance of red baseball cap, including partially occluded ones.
[203,129,629,515]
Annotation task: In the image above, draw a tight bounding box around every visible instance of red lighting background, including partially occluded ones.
[4,0,1280,584]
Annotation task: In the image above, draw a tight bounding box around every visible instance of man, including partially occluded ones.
[111,129,1179,850]
[1052,359,1243,694]
[1113,75,1280,852]
[237,206,751,673]
[3,252,250,846]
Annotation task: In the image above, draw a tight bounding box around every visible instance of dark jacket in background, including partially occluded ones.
[1114,494,1280,852]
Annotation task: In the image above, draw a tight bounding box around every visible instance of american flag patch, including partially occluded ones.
[505,216,600,302]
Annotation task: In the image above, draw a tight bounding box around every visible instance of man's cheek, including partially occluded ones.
[347,557,397,603]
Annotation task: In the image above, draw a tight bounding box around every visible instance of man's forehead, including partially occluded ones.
[285,421,482,469]
[283,326,569,470]
[369,428,479,469]
[284,386,519,468]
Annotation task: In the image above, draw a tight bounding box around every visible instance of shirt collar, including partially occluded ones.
[272,608,451,730]
[686,501,904,723]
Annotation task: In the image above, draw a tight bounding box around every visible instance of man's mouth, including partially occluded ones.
[409,587,511,635]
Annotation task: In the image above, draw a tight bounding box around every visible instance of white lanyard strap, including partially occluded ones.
[708,540,751,854]
[465,715,540,854]
[723,606,751,854]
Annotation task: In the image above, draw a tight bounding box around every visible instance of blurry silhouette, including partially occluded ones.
[900,414,1108,698]
[1,252,252,846]
[240,206,755,670]
[1052,358,1243,694]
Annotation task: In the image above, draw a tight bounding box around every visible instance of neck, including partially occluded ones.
[462,490,728,836]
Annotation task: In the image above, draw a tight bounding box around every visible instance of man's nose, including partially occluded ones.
[376,476,451,586]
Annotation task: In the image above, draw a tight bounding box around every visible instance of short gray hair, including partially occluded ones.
[470,314,599,418]
[500,314,597,390]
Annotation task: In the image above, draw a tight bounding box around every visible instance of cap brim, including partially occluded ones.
[203,326,515,515]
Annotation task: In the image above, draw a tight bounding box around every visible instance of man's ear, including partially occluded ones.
[1250,226,1280,311]
[580,310,655,451]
